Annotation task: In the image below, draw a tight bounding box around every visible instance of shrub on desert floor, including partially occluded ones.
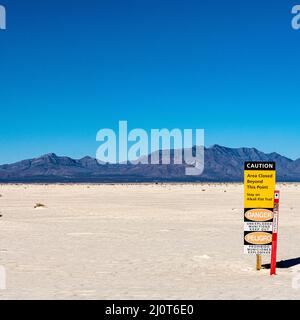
[34,203,46,209]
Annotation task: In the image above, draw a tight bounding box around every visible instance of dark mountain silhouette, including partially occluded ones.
[0,145,299,182]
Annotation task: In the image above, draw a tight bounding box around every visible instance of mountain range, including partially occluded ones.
[0,145,299,182]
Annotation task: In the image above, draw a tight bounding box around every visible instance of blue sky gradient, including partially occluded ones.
[0,0,300,163]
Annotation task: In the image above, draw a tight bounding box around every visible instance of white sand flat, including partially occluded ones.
[0,183,299,300]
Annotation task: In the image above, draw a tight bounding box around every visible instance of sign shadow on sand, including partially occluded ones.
[262,257,300,269]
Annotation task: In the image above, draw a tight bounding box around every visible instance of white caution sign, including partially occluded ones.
[244,161,276,255]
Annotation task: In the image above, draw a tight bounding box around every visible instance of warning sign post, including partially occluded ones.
[244,162,276,255]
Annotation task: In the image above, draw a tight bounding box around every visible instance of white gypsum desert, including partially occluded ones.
[0,183,299,300]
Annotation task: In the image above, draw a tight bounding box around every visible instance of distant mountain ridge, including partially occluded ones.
[0,145,299,182]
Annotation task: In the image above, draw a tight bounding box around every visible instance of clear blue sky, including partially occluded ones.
[0,0,300,164]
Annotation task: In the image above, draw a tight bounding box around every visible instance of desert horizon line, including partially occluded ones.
[0,143,296,166]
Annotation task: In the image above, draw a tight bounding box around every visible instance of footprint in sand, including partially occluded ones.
[193,255,211,262]
[241,267,253,272]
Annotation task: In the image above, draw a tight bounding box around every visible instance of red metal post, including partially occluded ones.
[270,190,280,276]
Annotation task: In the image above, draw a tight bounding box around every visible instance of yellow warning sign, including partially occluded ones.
[244,162,276,209]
